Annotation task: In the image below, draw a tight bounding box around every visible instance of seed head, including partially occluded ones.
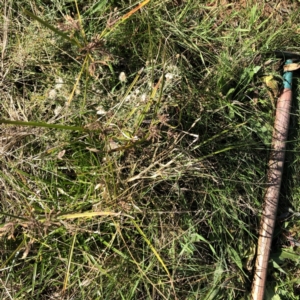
[119,72,127,82]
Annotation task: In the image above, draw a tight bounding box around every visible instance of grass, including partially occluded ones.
[1,0,300,299]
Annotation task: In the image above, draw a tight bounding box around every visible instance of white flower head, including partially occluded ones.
[48,89,57,99]
[119,72,127,82]
[96,106,107,115]
[125,94,136,102]
[140,93,147,103]
[124,95,130,102]
[165,73,174,81]
[54,105,62,116]
[54,77,64,90]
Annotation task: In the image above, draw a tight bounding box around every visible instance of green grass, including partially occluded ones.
[1,0,300,299]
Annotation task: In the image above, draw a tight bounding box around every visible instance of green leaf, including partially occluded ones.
[253,66,261,74]
[271,259,287,274]
[228,247,243,271]
[261,126,267,133]
[271,248,300,262]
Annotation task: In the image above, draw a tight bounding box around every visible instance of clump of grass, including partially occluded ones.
[1,1,300,299]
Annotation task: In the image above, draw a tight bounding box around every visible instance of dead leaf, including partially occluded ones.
[284,63,300,72]
[86,147,100,153]
[21,239,34,259]
[0,222,15,238]
[57,15,81,32]
[57,150,66,160]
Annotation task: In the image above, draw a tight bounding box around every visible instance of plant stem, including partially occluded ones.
[0,119,87,132]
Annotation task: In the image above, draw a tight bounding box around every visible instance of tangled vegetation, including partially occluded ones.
[1,1,300,299]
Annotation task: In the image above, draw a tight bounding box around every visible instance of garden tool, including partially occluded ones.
[251,51,300,300]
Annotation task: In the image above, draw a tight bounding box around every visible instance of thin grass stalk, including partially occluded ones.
[63,230,77,292]
[0,119,88,131]
[251,60,293,300]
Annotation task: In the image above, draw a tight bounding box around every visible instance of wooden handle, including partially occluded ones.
[251,88,292,300]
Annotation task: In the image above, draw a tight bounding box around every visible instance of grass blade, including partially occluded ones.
[63,231,77,292]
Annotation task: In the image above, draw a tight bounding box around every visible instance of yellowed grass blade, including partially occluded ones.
[58,211,133,220]
[99,0,151,39]
[63,230,77,292]
[131,220,170,276]
[67,55,89,106]
[121,0,151,22]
